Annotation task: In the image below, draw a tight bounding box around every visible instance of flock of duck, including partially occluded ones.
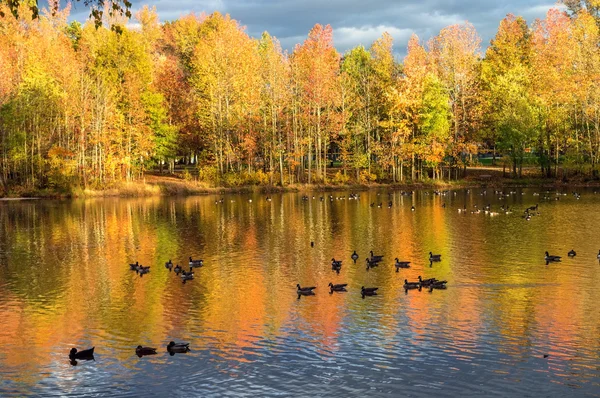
[128,257,204,282]
[71,188,599,365]
[68,341,191,365]
[298,250,448,299]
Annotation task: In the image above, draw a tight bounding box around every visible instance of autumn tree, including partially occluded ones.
[429,23,482,175]
[292,24,340,183]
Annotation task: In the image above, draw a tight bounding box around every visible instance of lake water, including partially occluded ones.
[1,188,600,397]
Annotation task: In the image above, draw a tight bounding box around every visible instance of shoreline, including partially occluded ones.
[2,173,600,199]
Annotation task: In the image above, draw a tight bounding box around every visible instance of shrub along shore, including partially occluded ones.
[3,168,600,199]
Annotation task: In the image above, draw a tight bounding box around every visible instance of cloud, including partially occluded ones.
[68,0,565,57]
[333,25,413,54]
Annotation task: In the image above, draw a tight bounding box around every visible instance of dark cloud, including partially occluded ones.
[69,0,562,58]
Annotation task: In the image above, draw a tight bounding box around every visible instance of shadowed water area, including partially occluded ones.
[1,188,600,396]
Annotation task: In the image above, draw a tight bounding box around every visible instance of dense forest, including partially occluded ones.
[1,2,600,194]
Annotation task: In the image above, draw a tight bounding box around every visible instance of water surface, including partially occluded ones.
[1,188,600,396]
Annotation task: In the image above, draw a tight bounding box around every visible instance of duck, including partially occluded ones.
[411,206,415,211]
[69,347,95,360]
[129,261,139,271]
[136,265,151,274]
[430,280,448,288]
[297,290,315,298]
[328,282,348,292]
[428,284,447,292]
[597,250,600,259]
[165,260,173,270]
[174,264,182,274]
[544,251,561,262]
[361,286,378,297]
[351,251,359,262]
[361,286,378,294]
[365,258,380,268]
[429,252,442,262]
[166,341,190,353]
[331,258,342,268]
[403,279,420,290]
[418,276,438,286]
[181,271,194,281]
[136,346,157,357]
[394,258,411,271]
[297,284,316,293]
[189,257,203,268]
[369,251,384,262]
[568,249,576,257]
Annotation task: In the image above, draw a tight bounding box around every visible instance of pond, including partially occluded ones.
[1,188,599,396]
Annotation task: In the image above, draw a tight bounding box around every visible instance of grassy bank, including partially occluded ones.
[3,167,600,199]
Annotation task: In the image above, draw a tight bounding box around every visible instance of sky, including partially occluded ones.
[70,0,564,58]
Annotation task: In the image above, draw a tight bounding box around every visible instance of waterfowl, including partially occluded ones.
[361,286,378,297]
[365,258,380,268]
[69,347,95,360]
[351,251,359,262]
[297,290,315,298]
[428,284,447,292]
[174,264,182,274]
[331,258,342,268]
[394,258,411,271]
[597,250,600,259]
[369,251,384,262]
[311,241,315,247]
[418,276,438,286]
[328,282,348,292]
[297,284,316,293]
[361,286,378,294]
[430,280,448,288]
[166,341,190,353]
[568,249,576,257]
[181,271,194,281]
[411,206,415,211]
[136,346,157,357]
[136,265,151,274]
[403,279,420,289]
[544,251,561,262]
[189,257,203,268]
[165,260,173,270]
[129,261,139,271]
[429,252,442,261]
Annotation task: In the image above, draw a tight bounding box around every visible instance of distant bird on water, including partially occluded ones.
[544,251,561,263]
[136,346,157,357]
[429,252,442,262]
[69,347,95,360]
[167,341,190,354]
